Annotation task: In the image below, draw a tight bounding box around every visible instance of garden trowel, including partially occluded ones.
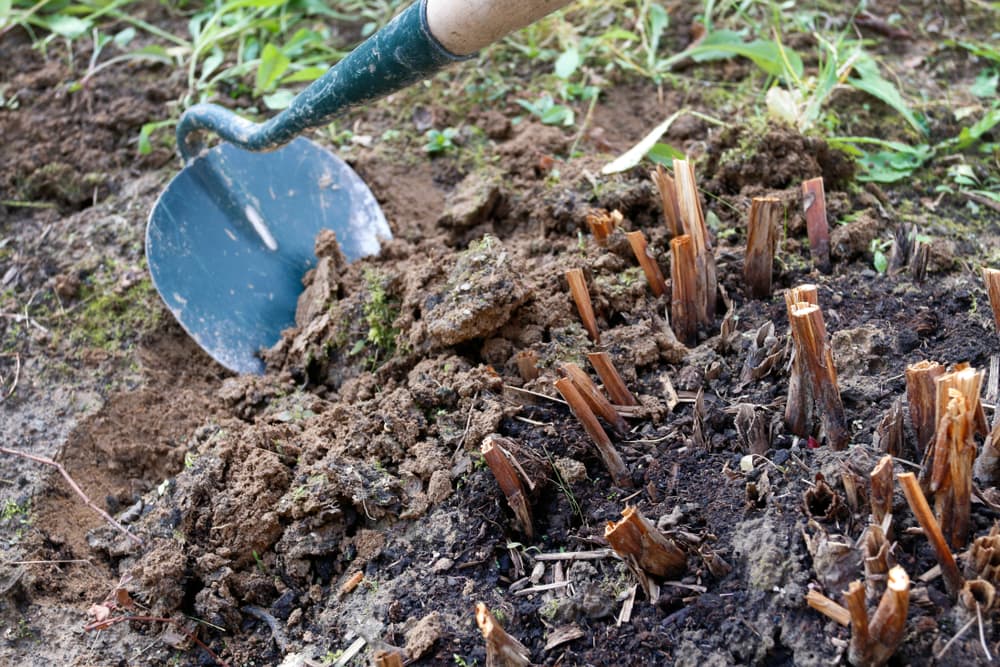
[147,0,569,374]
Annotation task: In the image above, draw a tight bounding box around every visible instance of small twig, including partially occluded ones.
[0,446,142,545]
[935,616,977,660]
[243,605,289,653]
[977,601,993,661]
[0,353,20,401]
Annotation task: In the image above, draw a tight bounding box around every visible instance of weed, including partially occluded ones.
[424,127,459,154]
[252,550,267,574]
[517,94,575,126]
[453,654,478,667]
[869,238,891,274]
[349,269,400,369]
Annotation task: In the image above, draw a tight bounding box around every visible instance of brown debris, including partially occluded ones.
[804,474,847,522]
[805,589,850,626]
[864,524,892,599]
[587,352,638,407]
[604,505,686,599]
[743,196,781,298]
[476,603,531,667]
[514,349,539,382]
[873,398,904,458]
[845,566,911,666]
[733,403,770,456]
[802,176,831,273]
[740,322,784,382]
[786,289,848,449]
[565,268,600,343]
[784,285,818,437]
[553,377,632,488]
[898,472,963,597]
[374,650,404,667]
[968,523,1000,584]
[482,435,534,538]
[869,455,894,528]
[626,230,667,298]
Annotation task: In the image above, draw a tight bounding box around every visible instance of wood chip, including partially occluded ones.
[544,624,585,651]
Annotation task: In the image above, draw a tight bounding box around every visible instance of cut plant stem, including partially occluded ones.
[784,284,818,437]
[870,455,894,528]
[869,566,910,665]
[475,602,530,667]
[898,471,963,597]
[864,524,891,599]
[744,197,781,298]
[514,349,539,382]
[587,351,638,407]
[845,580,871,667]
[673,158,717,324]
[805,590,850,626]
[802,176,831,273]
[626,230,667,297]
[374,650,403,667]
[565,268,600,343]
[560,362,627,434]
[651,164,681,237]
[983,268,1000,334]
[929,366,982,549]
[906,360,945,462]
[670,234,698,345]
[788,299,848,449]
[481,435,533,538]
[585,208,621,246]
[554,377,632,488]
[604,505,686,599]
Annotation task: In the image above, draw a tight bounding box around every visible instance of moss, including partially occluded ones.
[69,265,163,353]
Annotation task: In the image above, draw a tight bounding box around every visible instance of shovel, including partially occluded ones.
[147,0,569,374]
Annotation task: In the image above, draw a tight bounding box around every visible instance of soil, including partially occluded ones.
[3,3,1000,667]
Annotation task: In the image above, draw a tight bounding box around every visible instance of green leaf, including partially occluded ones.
[46,15,90,39]
[848,56,926,135]
[873,249,888,274]
[554,46,580,80]
[646,3,669,55]
[683,30,804,80]
[263,89,294,109]
[946,107,1000,151]
[971,69,999,98]
[255,43,290,95]
[113,27,136,49]
[646,142,685,166]
[281,66,328,84]
[0,0,12,20]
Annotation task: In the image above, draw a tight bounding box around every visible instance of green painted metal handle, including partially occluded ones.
[176,0,467,162]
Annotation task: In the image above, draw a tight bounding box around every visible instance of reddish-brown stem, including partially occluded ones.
[784,285,818,437]
[870,455,894,527]
[898,472,963,598]
[869,566,910,664]
[805,590,850,626]
[587,352,638,407]
[802,176,831,273]
[788,301,848,449]
[514,349,539,382]
[983,268,1000,334]
[845,580,871,667]
[0,445,142,545]
[565,268,600,343]
[626,230,667,297]
[651,165,682,237]
[673,158,717,324]
[554,377,632,488]
[482,435,533,538]
[744,197,781,298]
[605,505,686,598]
[476,602,530,667]
[670,234,698,345]
[560,362,627,434]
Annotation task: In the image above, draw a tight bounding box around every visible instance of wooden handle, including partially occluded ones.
[426,0,574,55]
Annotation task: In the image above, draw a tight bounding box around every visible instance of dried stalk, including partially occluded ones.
[846,580,871,666]
[604,505,686,599]
[651,165,682,237]
[984,268,1000,334]
[374,650,404,667]
[929,366,982,549]
[898,471,963,597]
[864,524,891,599]
[784,285,818,437]
[626,230,667,297]
[974,421,1000,487]
[514,349,539,382]
[560,362,627,434]
[476,602,530,667]
[788,300,848,449]
[968,524,1000,583]
[670,234,699,345]
[805,589,850,626]
[673,158,717,324]
[554,377,632,488]
[585,209,621,246]
[587,352,638,407]
[868,566,910,665]
[870,455,894,528]
[0,446,142,545]
[909,238,929,282]
[802,176,831,273]
[482,435,533,538]
[565,268,600,343]
[905,360,945,461]
[744,197,781,298]
[873,398,904,458]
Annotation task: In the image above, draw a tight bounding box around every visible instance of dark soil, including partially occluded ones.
[3,3,1000,667]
